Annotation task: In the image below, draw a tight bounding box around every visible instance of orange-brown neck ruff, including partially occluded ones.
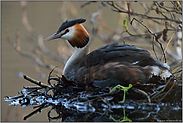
[68,24,89,48]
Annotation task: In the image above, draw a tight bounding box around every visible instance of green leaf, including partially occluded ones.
[123,18,129,30]
[109,84,133,103]
[110,108,132,122]
[110,115,118,122]
[122,116,132,122]
[122,107,132,122]
[122,84,133,93]
[123,19,127,25]
[109,84,121,93]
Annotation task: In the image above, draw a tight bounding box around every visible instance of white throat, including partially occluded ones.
[62,45,89,78]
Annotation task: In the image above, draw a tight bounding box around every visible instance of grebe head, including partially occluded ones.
[44,18,89,48]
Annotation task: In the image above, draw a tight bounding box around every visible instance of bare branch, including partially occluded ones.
[106,1,182,24]
[80,1,97,8]
[131,18,167,63]
[161,32,175,61]
[21,1,68,64]
[6,29,63,74]
[23,75,52,88]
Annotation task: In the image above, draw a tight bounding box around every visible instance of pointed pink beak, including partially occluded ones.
[44,33,62,41]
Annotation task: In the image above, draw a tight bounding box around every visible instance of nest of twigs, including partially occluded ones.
[4,67,182,122]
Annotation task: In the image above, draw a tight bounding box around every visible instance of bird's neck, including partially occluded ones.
[62,44,89,78]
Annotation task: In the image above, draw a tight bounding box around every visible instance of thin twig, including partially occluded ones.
[126,28,180,38]
[158,81,176,102]
[23,103,50,121]
[170,60,182,72]
[6,29,63,73]
[133,88,151,103]
[23,75,52,88]
[21,1,68,64]
[131,18,167,63]
[80,1,97,8]
[160,32,175,61]
[106,2,182,24]
[155,1,182,14]
[23,86,43,89]
[151,76,174,100]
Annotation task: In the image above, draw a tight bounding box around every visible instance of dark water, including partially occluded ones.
[2,1,182,122]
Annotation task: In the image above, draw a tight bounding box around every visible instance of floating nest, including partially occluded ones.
[4,68,182,122]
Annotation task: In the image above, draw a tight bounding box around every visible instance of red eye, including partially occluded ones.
[65,29,69,33]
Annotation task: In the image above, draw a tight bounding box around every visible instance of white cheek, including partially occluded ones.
[61,27,75,40]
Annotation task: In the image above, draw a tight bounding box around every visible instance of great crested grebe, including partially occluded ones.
[44,18,172,88]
